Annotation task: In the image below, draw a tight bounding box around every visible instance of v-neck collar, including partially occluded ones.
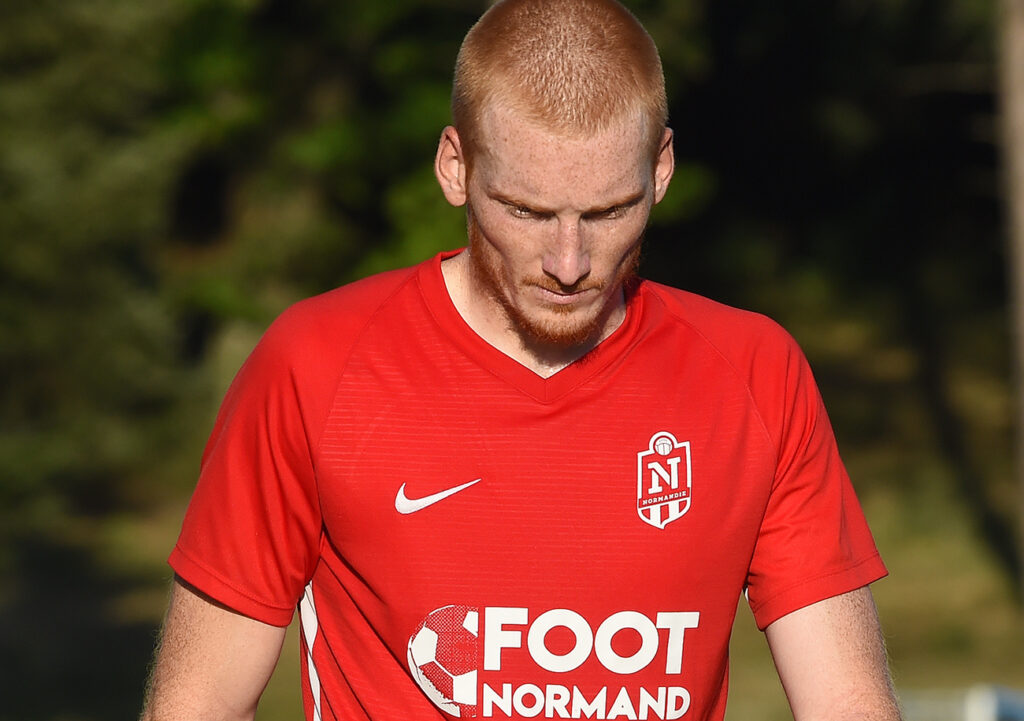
[417,250,645,404]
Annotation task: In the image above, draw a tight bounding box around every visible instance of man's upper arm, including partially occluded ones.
[140,577,288,721]
[765,586,902,721]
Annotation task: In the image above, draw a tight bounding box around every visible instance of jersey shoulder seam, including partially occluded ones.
[307,267,423,461]
[644,284,783,460]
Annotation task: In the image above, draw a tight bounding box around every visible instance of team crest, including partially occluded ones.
[636,431,692,529]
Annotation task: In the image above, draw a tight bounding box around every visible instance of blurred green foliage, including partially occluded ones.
[0,0,1018,719]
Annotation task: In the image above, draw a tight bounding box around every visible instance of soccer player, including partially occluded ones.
[140,1,902,720]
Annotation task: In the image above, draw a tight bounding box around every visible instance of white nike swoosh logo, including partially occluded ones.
[395,479,481,514]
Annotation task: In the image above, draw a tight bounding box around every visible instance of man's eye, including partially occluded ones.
[509,205,536,218]
[587,207,623,221]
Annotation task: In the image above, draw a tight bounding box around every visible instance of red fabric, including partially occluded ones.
[171,250,885,720]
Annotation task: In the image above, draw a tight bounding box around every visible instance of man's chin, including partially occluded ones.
[511,306,605,350]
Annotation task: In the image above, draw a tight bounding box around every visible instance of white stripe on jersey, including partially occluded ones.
[300,583,323,721]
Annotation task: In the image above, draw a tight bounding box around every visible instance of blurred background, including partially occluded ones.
[1,0,1021,719]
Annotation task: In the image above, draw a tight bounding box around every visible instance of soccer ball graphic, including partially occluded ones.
[407,605,479,717]
[654,435,675,455]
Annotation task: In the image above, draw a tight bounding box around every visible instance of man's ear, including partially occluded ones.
[435,126,468,207]
[652,128,675,204]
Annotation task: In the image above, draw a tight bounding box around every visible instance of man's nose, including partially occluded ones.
[542,219,590,287]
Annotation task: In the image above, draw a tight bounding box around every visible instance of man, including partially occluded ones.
[141,1,902,720]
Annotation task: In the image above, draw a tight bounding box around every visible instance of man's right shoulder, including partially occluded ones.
[278,265,417,334]
[249,264,420,373]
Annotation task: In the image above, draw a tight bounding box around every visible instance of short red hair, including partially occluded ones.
[452,0,668,165]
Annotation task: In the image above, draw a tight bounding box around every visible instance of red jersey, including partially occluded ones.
[170,250,886,721]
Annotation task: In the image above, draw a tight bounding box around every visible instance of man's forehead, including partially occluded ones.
[471,103,653,197]
[476,100,648,149]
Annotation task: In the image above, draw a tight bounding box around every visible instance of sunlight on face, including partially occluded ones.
[467,208,642,347]
[465,105,658,350]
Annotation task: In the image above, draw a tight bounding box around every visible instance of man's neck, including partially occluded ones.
[440,251,627,378]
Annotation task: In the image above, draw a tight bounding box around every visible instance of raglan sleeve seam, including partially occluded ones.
[307,269,423,463]
[657,297,783,465]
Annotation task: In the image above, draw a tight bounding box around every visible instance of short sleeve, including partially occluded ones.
[745,336,886,630]
[169,312,327,627]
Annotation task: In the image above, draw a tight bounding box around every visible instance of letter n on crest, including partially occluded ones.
[636,431,692,530]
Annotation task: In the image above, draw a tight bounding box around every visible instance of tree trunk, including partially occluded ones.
[998,0,1024,605]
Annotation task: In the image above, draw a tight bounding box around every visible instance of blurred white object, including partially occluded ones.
[901,686,1024,721]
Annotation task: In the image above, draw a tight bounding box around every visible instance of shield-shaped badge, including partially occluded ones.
[636,431,692,529]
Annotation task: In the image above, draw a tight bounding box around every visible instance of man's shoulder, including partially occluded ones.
[640,279,798,359]
[638,280,815,434]
[280,262,428,341]
[250,263,422,374]
[279,264,420,334]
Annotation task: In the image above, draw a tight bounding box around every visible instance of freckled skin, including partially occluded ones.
[435,104,675,377]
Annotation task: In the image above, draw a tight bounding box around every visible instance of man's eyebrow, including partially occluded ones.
[586,190,647,214]
[486,187,647,214]
[489,188,543,209]
[485,190,560,218]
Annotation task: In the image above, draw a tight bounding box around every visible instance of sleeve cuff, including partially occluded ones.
[169,545,297,627]
[750,553,888,630]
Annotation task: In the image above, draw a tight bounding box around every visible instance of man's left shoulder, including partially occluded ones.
[637,280,821,439]
[638,279,800,359]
